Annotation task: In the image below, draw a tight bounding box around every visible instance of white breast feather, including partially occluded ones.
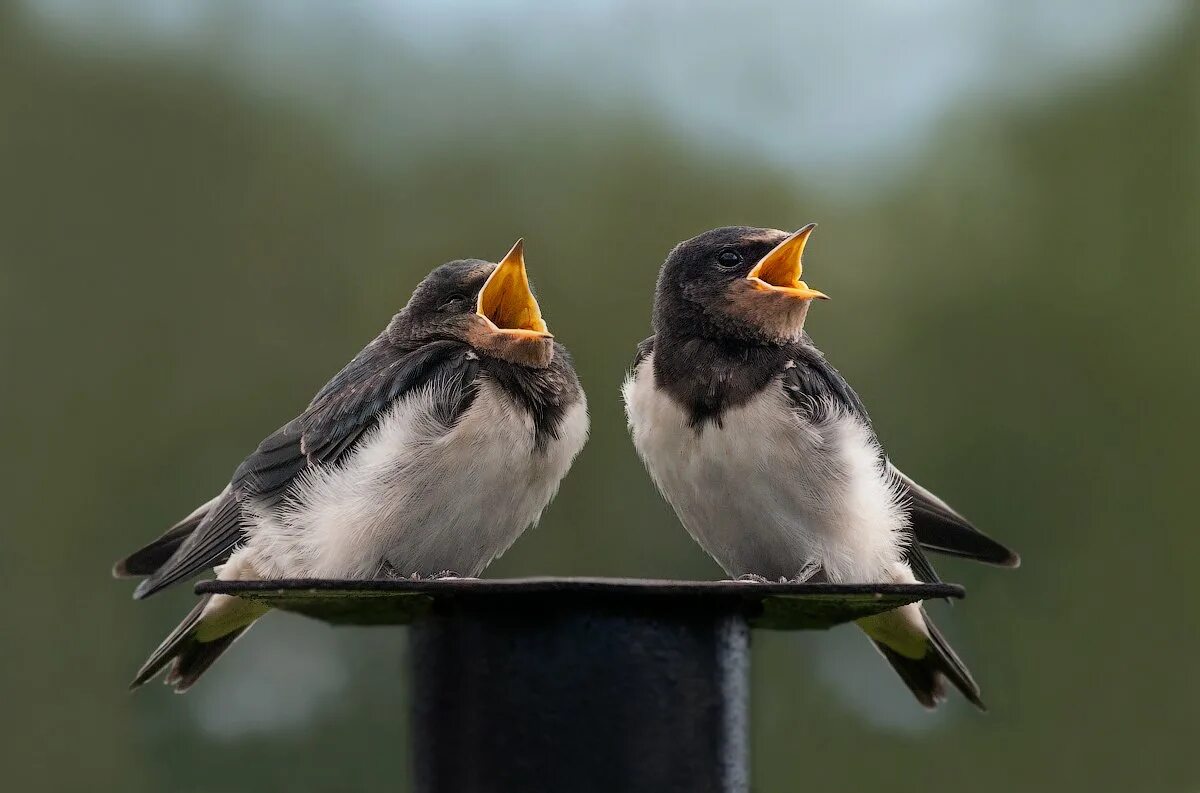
[623,353,908,583]
[243,378,587,579]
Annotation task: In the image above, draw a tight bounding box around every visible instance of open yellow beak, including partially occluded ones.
[476,239,552,338]
[745,223,829,300]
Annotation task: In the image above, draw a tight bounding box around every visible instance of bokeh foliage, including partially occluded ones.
[2,4,1197,791]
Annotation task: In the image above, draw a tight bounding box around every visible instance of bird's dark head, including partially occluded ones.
[390,240,555,367]
[653,224,828,345]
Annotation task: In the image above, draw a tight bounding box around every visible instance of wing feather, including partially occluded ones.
[630,335,655,371]
[891,464,1020,567]
[132,339,480,599]
[780,343,1016,572]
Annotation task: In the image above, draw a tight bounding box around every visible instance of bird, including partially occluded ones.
[116,240,589,692]
[622,224,1018,710]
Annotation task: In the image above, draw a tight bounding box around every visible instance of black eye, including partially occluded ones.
[438,294,467,312]
[716,250,743,269]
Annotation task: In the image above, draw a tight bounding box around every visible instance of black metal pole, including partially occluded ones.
[409,595,750,793]
[197,577,962,792]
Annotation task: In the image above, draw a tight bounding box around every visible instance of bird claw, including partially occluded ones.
[728,573,772,584]
[726,565,827,584]
[376,562,473,581]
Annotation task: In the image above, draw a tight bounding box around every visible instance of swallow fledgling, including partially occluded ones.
[117,241,588,691]
[622,225,1018,709]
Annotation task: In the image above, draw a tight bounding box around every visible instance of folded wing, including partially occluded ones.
[891,464,1020,567]
[131,339,480,599]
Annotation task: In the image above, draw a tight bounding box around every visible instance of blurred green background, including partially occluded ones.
[2,1,1197,790]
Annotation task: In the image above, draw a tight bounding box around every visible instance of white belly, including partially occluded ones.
[244,377,588,578]
[622,353,906,582]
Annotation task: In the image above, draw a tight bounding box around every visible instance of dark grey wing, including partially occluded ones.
[133,339,480,599]
[131,491,245,598]
[782,343,872,427]
[890,464,1020,567]
[904,542,942,585]
[113,491,224,578]
[783,345,1018,569]
[237,340,480,507]
[631,335,655,371]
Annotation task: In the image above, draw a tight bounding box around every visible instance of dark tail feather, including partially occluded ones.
[163,629,247,692]
[875,641,944,708]
[130,596,248,693]
[113,500,214,578]
[873,610,986,711]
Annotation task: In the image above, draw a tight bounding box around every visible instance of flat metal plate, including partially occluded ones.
[197,577,963,631]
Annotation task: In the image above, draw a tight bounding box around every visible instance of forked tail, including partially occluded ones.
[131,592,266,692]
[861,605,985,711]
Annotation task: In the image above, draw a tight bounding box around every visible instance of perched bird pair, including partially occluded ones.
[117,228,1017,709]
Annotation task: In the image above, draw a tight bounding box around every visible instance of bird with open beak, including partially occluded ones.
[622,225,1018,709]
[117,241,588,691]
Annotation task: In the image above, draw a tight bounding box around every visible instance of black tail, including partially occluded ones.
[873,610,986,711]
[130,596,249,693]
[113,498,215,578]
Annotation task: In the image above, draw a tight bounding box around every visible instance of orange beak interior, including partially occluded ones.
[477,239,552,337]
[745,223,829,300]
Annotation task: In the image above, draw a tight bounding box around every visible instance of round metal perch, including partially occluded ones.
[198,577,963,793]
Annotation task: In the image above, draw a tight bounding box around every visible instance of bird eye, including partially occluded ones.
[438,294,467,312]
[716,250,743,269]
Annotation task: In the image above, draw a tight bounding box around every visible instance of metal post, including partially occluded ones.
[197,578,961,793]
[409,596,749,793]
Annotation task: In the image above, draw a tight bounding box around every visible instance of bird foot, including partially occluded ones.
[728,573,772,584]
[726,565,827,584]
[376,561,474,581]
